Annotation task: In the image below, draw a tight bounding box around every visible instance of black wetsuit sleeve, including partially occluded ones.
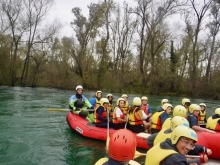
[146,133,158,148]
[188,144,205,155]
[161,154,188,165]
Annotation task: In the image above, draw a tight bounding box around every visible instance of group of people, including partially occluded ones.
[69,85,220,165]
[69,85,220,134]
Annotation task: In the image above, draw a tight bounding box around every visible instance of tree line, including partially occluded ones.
[0,0,220,99]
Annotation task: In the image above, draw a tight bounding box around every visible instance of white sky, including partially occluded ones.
[48,0,135,37]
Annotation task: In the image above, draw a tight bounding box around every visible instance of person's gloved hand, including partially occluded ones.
[199,152,208,163]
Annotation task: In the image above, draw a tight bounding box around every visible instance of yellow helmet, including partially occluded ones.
[173,105,187,117]
[121,94,128,98]
[161,99,169,105]
[100,98,109,106]
[107,94,113,98]
[96,90,102,96]
[182,98,190,106]
[133,97,141,106]
[170,116,189,131]
[141,96,148,101]
[189,104,201,113]
[199,103,206,107]
[215,108,220,115]
[116,98,125,106]
[162,103,173,110]
[171,125,198,145]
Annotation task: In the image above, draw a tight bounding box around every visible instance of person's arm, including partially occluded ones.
[142,110,148,120]
[89,98,95,108]
[160,112,169,125]
[146,133,158,148]
[97,107,107,122]
[163,154,188,165]
[148,106,152,117]
[84,99,93,109]
[192,125,215,133]
[69,96,77,110]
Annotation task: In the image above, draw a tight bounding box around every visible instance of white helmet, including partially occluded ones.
[76,85,83,91]
[161,99,169,105]
[133,97,141,106]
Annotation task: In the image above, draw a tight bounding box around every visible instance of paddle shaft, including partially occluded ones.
[48,108,94,112]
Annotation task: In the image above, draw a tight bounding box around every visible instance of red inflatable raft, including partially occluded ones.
[66,112,220,160]
[66,112,149,149]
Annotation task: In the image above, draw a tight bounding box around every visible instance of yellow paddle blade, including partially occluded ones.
[105,135,110,153]
[94,157,108,165]
[129,160,141,165]
[47,108,70,112]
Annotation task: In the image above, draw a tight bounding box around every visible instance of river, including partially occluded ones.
[0,86,219,165]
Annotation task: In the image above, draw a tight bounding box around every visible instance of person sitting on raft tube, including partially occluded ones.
[162,105,187,129]
[157,99,169,112]
[145,126,205,165]
[140,96,152,122]
[182,98,191,115]
[151,103,173,134]
[128,97,150,133]
[187,104,215,133]
[94,98,112,128]
[69,85,94,123]
[121,94,130,112]
[89,90,102,109]
[95,129,138,165]
[112,98,127,130]
[106,94,114,112]
[147,116,211,164]
[206,108,220,132]
[198,103,207,124]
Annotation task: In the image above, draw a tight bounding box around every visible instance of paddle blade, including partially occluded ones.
[134,151,146,159]
[47,108,70,112]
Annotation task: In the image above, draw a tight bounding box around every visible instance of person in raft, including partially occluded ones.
[140,96,152,122]
[69,85,93,123]
[121,94,130,112]
[157,99,169,112]
[147,116,211,164]
[94,98,112,128]
[128,97,150,133]
[206,108,220,132]
[106,94,114,112]
[151,103,173,134]
[89,90,102,108]
[145,125,208,165]
[187,104,215,133]
[95,129,138,165]
[182,98,191,115]
[198,103,207,124]
[112,98,127,130]
[162,105,187,129]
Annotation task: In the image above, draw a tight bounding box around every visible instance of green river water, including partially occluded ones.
[0,86,219,165]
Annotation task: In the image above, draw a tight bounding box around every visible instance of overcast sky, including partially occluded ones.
[48,0,134,36]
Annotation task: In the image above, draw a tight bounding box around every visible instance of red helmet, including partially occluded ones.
[109,129,136,161]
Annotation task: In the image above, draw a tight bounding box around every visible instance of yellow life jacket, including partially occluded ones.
[151,111,165,130]
[199,110,206,124]
[122,101,129,112]
[206,117,220,131]
[95,98,102,108]
[145,143,177,165]
[162,117,171,129]
[153,128,171,146]
[129,107,143,125]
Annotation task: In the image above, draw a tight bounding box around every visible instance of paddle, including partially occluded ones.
[105,108,110,152]
[47,108,94,112]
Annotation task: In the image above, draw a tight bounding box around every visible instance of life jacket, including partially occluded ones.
[122,101,129,112]
[141,104,149,115]
[145,142,177,165]
[108,102,113,112]
[153,128,171,146]
[129,107,143,125]
[198,110,206,124]
[151,111,165,130]
[206,117,220,131]
[94,106,107,123]
[95,98,102,108]
[162,117,171,129]
[112,107,125,124]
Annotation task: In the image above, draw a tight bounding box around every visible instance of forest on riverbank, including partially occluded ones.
[1,0,220,99]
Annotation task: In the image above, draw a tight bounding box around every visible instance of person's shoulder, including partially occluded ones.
[163,153,186,165]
